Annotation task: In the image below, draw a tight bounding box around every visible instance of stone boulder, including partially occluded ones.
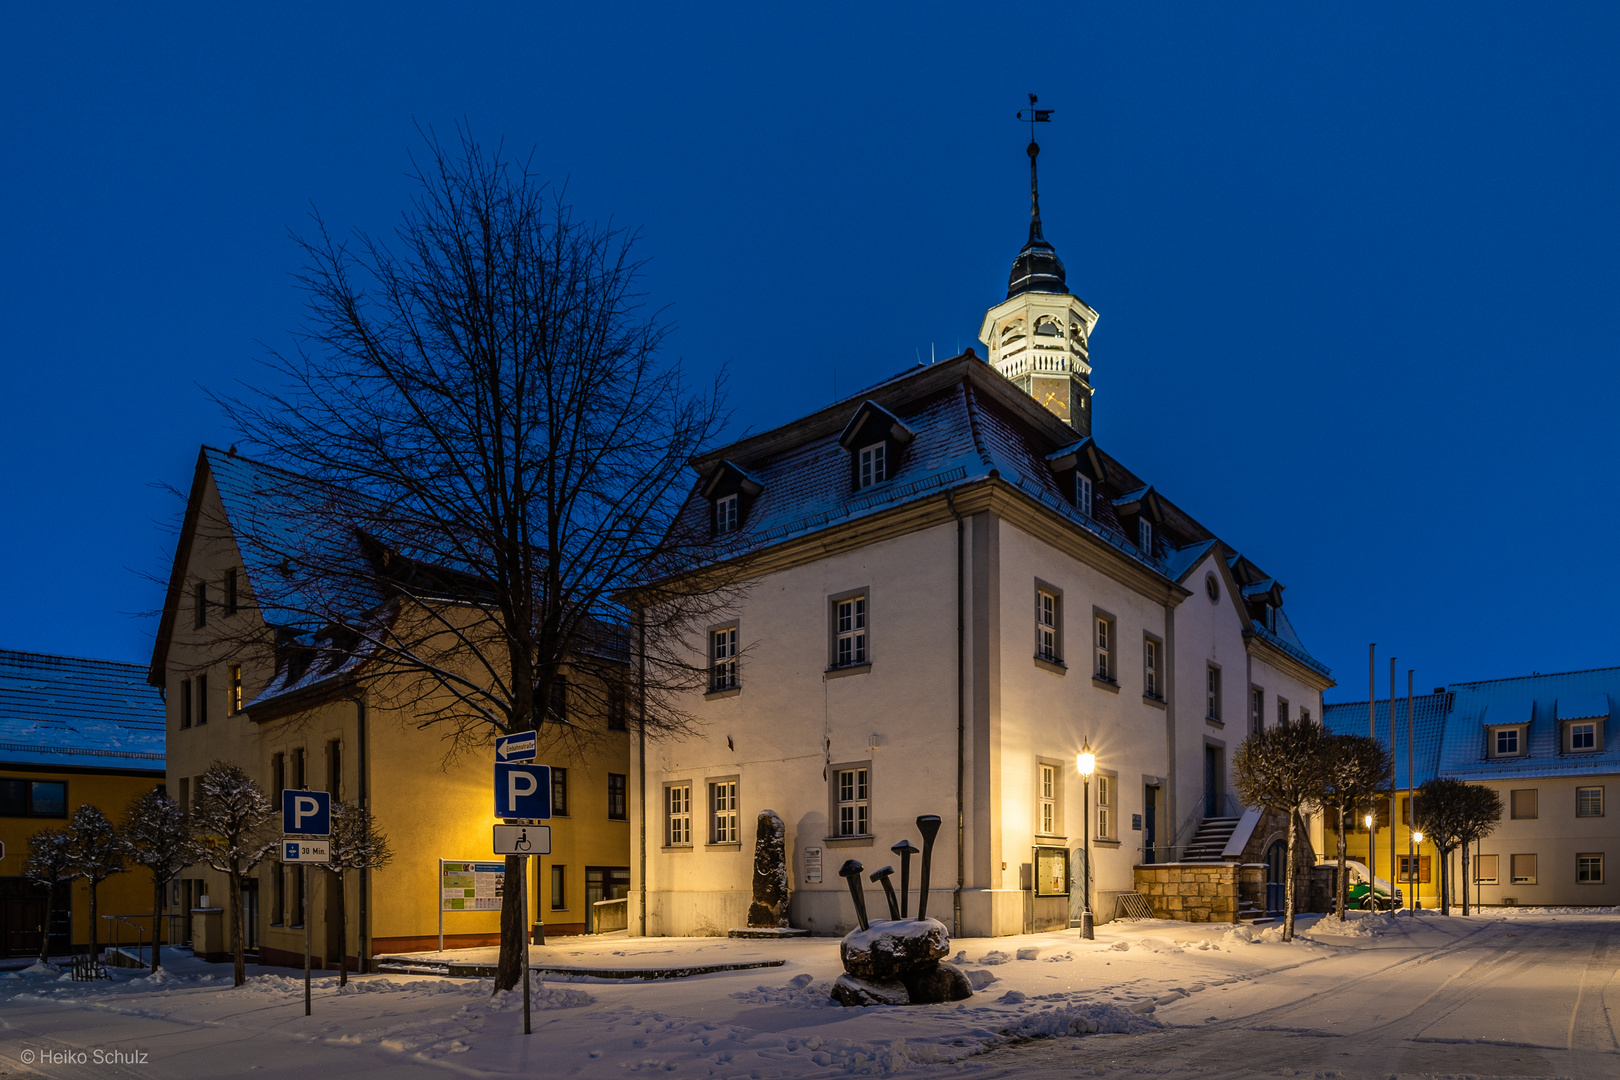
[832,918,971,1006]
[829,973,911,1007]
[746,809,789,928]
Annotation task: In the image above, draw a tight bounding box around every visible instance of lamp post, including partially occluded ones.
[1077,744,1095,940]
[1364,812,1377,909]
[1411,831,1423,911]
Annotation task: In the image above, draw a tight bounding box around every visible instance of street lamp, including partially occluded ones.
[1411,831,1424,911]
[1076,743,1095,940]
[1364,812,1377,909]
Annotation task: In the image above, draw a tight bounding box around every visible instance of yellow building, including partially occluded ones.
[150,447,631,970]
[1,649,166,959]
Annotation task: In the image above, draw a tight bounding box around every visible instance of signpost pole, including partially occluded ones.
[521,853,531,1035]
[438,859,444,954]
[304,871,312,1016]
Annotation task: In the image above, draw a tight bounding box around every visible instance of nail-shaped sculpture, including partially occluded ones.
[869,865,900,921]
[890,840,919,918]
[839,859,870,932]
[915,815,942,922]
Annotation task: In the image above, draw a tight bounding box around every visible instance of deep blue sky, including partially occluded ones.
[4,4,1617,700]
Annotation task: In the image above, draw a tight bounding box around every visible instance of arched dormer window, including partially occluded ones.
[837,401,915,493]
[699,460,763,538]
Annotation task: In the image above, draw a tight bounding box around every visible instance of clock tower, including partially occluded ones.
[978,124,1098,435]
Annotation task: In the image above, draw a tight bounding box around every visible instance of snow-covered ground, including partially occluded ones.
[1,909,1615,1079]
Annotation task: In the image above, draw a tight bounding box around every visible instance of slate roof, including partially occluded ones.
[680,354,1331,679]
[1324,665,1620,786]
[0,649,165,772]
[1322,691,1452,790]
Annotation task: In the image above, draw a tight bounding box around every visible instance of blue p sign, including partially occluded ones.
[494,763,551,820]
[282,789,332,835]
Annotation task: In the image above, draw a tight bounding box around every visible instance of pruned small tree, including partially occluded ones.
[1453,784,1503,916]
[65,805,127,959]
[1321,733,1392,920]
[122,788,201,971]
[1234,717,1332,941]
[320,800,394,986]
[193,761,279,985]
[1413,777,1471,915]
[22,828,74,964]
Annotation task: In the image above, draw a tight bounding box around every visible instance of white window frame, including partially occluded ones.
[1037,589,1060,663]
[858,442,886,488]
[709,779,739,845]
[1276,697,1289,726]
[1075,473,1092,517]
[1571,722,1597,751]
[1474,853,1499,884]
[835,767,870,837]
[715,493,739,535]
[665,783,692,847]
[1094,614,1114,681]
[1577,786,1604,818]
[1095,772,1116,840]
[1144,636,1161,698]
[710,626,738,691]
[1492,726,1525,757]
[1207,664,1223,721]
[1138,518,1153,554]
[1038,762,1058,836]
[1251,686,1265,734]
[833,594,868,667]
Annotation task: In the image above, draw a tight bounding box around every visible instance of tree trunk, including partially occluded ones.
[1438,847,1449,916]
[230,871,246,987]
[38,880,55,965]
[1283,809,1299,942]
[495,853,525,993]
[1460,844,1470,916]
[1335,804,1348,921]
[88,878,100,959]
[336,869,348,987]
[152,875,164,972]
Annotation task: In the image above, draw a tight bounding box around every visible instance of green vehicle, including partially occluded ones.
[1341,860,1402,910]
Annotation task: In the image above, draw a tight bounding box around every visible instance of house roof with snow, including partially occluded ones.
[1324,664,1620,786]
[677,351,1332,682]
[0,649,165,773]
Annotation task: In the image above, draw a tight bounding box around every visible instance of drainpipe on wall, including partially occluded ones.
[344,692,369,973]
[635,606,647,938]
[945,491,965,938]
[1163,602,1177,861]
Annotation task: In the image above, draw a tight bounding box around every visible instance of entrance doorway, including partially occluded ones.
[1265,840,1287,914]
[1204,746,1224,817]
[585,867,631,933]
[1143,784,1159,863]
[1,876,70,958]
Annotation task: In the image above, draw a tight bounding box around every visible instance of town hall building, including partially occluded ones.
[629,139,1335,938]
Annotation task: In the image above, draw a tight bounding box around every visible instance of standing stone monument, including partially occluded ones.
[747,809,789,928]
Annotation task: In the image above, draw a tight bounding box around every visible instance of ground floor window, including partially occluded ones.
[1474,854,1499,884]
[550,864,567,910]
[1511,853,1537,884]
[836,767,869,837]
[710,780,739,844]
[1578,853,1604,884]
[1398,854,1431,884]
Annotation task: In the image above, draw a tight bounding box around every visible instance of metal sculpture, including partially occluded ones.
[915,815,942,921]
[839,859,870,931]
[890,840,919,917]
[869,865,900,921]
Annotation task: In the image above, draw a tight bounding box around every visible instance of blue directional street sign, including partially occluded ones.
[282,789,332,836]
[494,762,551,820]
[496,731,537,762]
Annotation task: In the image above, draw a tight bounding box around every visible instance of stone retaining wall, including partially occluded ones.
[1133,863,1240,923]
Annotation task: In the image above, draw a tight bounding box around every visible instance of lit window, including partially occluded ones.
[710,780,739,844]
[666,784,692,846]
[1096,774,1114,839]
[836,768,869,837]
[1038,763,1058,835]
[715,494,739,535]
[228,665,243,714]
[1207,665,1222,721]
[1144,637,1160,698]
[1094,616,1113,681]
[1075,473,1092,516]
[1577,786,1603,818]
[1037,591,1060,663]
[1578,853,1604,884]
[858,443,886,488]
[1571,723,1596,751]
[710,627,738,691]
[834,597,867,667]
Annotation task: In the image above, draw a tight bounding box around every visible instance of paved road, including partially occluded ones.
[974,914,1620,1080]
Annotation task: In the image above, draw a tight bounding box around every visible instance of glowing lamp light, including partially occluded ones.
[1076,745,1095,778]
[1413,831,1424,844]
[1363,813,1374,829]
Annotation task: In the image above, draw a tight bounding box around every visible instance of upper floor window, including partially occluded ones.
[858,442,887,489]
[1037,590,1060,663]
[1251,686,1265,735]
[1207,665,1222,721]
[833,595,868,667]
[1510,788,1537,819]
[607,683,627,731]
[1095,773,1115,839]
[551,767,569,816]
[1038,763,1058,835]
[195,672,209,726]
[1567,721,1600,753]
[228,665,243,715]
[1144,636,1161,698]
[835,767,870,837]
[1577,786,1603,818]
[1093,614,1114,681]
[710,780,739,844]
[607,773,628,821]
[715,494,739,535]
[180,677,193,729]
[1075,473,1092,517]
[1137,519,1153,555]
[666,783,692,846]
[0,778,68,818]
[710,627,739,691]
[1490,726,1526,757]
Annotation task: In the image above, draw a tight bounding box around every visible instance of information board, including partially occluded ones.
[440,860,506,911]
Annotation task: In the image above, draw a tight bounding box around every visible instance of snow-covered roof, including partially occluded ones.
[1322,691,1452,790]
[0,649,164,772]
[1325,665,1620,785]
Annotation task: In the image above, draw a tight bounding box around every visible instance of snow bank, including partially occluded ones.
[1000,1001,1166,1038]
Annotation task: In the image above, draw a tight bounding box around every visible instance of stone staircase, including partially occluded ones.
[1181,816,1241,862]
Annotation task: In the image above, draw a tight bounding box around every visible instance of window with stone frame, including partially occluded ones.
[1206,665,1222,721]
[1095,773,1116,840]
[1093,613,1115,681]
[709,779,739,844]
[1037,588,1061,664]
[834,767,870,837]
[1037,762,1061,836]
[665,783,692,846]
[710,626,739,690]
[1144,635,1162,698]
[832,594,868,668]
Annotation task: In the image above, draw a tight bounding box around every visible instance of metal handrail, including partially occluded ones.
[101,914,150,965]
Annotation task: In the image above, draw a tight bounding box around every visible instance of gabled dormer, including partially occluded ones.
[837,401,914,492]
[1241,578,1285,632]
[1112,486,1165,558]
[699,460,764,537]
[1046,437,1107,519]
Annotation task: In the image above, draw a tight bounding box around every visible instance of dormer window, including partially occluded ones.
[1497,728,1518,754]
[1138,519,1153,554]
[1488,725,1528,758]
[1075,473,1092,517]
[715,494,739,534]
[858,443,887,489]
[1572,723,1597,751]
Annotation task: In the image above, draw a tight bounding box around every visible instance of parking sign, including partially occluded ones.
[282,789,332,836]
[493,762,551,820]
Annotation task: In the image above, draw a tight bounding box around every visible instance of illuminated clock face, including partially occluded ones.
[1033,376,1070,420]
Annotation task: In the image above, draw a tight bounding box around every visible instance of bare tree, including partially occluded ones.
[65,805,127,960]
[320,800,393,986]
[1234,717,1331,941]
[22,828,74,965]
[1453,785,1503,916]
[193,761,280,985]
[1412,777,1478,915]
[1321,733,1392,920]
[214,127,734,992]
[122,789,201,971]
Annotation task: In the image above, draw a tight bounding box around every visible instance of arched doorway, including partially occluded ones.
[1264,840,1287,915]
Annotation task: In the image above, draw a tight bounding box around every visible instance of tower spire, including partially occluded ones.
[1018,93,1052,243]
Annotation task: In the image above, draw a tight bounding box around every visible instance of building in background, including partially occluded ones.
[1322,666,1619,908]
[0,649,164,959]
[150,448,631,970]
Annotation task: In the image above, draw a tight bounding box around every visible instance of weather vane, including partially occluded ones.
[1017,93,1053,145]
[1015,94,1053,236]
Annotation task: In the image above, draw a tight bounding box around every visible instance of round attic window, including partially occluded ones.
[1205,574,1220,604]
